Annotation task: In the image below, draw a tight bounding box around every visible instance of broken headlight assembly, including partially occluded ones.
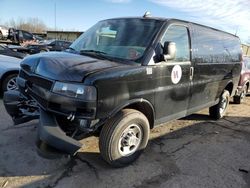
[52,82,97,101]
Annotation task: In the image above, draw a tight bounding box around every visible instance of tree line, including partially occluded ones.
[3,18,48,33]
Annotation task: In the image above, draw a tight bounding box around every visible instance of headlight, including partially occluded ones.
[52,82,97,100]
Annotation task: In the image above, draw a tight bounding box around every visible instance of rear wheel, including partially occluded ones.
[234,85,247,104]
[209,90,230,120]
[2,73,18,92]
[99,109,150,167]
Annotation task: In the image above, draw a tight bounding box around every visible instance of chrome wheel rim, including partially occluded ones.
[7,77,17,91]
[219,97,228,114]
[118,124,142,156]
[241,87,247,100]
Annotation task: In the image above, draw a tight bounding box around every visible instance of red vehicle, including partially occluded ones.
[234,56,250,103]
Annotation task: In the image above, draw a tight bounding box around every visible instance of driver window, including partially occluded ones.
[161,25,190,62]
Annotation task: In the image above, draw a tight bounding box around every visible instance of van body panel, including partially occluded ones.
[3,17,242,158]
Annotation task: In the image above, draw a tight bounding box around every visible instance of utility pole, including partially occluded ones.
[54,2,57,40]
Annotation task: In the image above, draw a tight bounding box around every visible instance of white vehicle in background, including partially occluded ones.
[0,55,20,92]
[0,25,9,39]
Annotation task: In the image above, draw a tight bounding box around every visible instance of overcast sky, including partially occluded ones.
[0,0,250,43]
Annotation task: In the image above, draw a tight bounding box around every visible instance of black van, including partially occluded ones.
[4,14,242,167]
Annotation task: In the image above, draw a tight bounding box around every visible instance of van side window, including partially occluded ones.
[192,26,241,63]
[161,25,190,62]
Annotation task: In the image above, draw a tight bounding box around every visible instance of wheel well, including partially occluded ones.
[224,82,234,95]
[126,102,154,129]
[0,70,19,89]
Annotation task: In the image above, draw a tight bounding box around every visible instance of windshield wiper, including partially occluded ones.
[65,47,77,52]
[80,49,112,60]
[80,49,107,55]
[68,47,76,50]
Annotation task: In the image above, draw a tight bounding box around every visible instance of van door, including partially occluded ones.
[154,24,192,124]
[187,25,240,112]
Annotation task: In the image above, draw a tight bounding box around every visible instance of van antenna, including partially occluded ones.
[235,26,239,36]
[143,11,152,18]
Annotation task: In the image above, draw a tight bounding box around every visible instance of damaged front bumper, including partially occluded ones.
[3,90,39,125]
[36,109,82,158]
[3,90,82,158]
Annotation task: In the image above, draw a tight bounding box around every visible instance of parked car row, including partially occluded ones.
[27,39,72,54]
[1,26,72,57]
[0,44,27,59]
[0,39,72,58]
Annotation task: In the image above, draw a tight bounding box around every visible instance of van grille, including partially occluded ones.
[19,70,54,90]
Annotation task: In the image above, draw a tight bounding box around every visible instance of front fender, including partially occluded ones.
[106,98,155,128]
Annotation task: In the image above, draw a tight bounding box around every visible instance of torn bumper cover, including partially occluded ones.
[4,90,82,158]
[3,90,39,125]
[36,109,82,157]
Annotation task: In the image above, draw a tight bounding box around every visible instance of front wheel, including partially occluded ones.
[2,73,18,92]
[209,90,230,120]
[99,109,150,167]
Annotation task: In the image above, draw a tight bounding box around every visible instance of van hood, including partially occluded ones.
[20,52,127,82]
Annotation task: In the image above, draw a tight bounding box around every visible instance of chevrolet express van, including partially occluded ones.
[4,14,242,167]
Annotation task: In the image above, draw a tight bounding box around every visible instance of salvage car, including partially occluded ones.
[0,25,9,39]
[0,44,27,59]
[234,56,250,103]
[3,14,242,167]
[0,55,20,92]
[27,40,72,54]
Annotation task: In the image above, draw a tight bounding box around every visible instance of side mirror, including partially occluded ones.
[163,41,176,60]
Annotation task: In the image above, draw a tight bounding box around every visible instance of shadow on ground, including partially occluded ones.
[1,111,250,188]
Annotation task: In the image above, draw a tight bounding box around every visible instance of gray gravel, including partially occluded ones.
[0,97,250,188]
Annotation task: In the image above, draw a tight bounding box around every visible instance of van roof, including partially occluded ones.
[103,16,239,39]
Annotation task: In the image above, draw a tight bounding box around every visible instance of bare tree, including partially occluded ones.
[5,17,47,33]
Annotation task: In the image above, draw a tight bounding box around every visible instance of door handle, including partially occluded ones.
[190,67,194,80]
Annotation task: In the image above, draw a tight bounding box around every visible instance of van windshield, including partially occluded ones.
[69,18,163,63]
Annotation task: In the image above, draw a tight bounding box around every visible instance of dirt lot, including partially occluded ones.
[0,96,250,188]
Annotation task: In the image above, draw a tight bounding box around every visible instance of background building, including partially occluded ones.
[242,44,250,56]
[46,31,83,42]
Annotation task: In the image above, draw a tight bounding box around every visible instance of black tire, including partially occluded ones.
[209,90,230,120]
[2,73,18,92]
[233,85,247,104]
[99,109,150,167]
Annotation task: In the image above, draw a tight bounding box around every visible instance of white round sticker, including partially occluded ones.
[171,65,182,84]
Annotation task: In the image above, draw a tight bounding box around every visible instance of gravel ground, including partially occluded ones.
[0,96,250,188]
